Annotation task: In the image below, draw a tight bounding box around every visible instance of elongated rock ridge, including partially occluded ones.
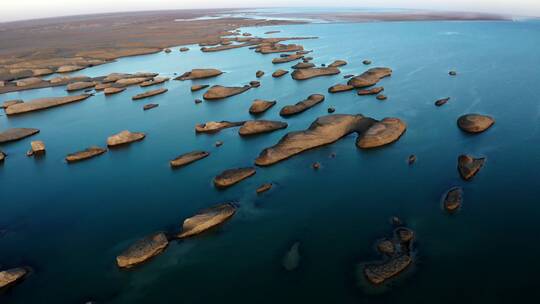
[175,69,223,80]
[347,68,392,88]
[5,94,91,115]
[177,203,237,238]
[280,94,325,116]
[195,121,245,133]
[357,118,407,149]
[214,167,256,188]
[116,232,169,268]
[291,67,340,80]
[66,146,107,163]
[107,130,145,147]
[0,128,40,143]
[239,120,288,136]
[170,151,210,168]
[203,85,251,100]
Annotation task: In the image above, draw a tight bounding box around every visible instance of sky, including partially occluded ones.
[1,0,539,22]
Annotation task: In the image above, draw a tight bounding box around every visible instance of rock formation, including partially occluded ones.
[1,99,23,109]
[358,87,384,95]
[0,267,28,288]
[66,81,96,92]
[177,203,237,238]
[27,141,45,156]
[104,87,125,95]
[272,54,303,64]
[140,77,169,87]
[239,120,288,136]
[5,94,91,115]
[272,69,289,78]
[444,187,463,212]
[256,183,272,194]
[457,114,495,133]
[191,84,209,92]
[328,60,347,67]
[65,146,107,163]
[170,151,210,168]
[256,70,264,78]
[328,84,354,93]
[195,121,245,133]
[435,97,450,106]
[292,62,315,69]
[203,85,251,100]
[291,67,340,80]
[214,167,256,188]
[282,242,301,271]
[357,118,406,149]
[132,88,168,100]
[279,94,325,116]
[0,128,40,143]
[347,68,392,88]
[249,100,276,114]
[364,255,412,285]
[458,155,485,180]
[116,232,169,268]
[175,69,223,80]
[143,104,159,111]
[107,130,145,147]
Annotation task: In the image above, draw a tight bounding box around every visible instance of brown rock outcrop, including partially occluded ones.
[257,44,304,54]
[239,120,288,136]
[66,81,95,92]
[203,85,251,100]
[292,62,315,69]
[357,118,406,149]
[347,68,392,88]
[143,103,159,111]
[214,167,256,188]
[104,87,125,95]
[328,84,354,93]
[191,84,209,92]
[170,151,209,168]
[177,203,237,238]
[0,267,28,288]
[435,97,450,106]
[140,77,169,87]
[107,130,145,147]
[272,54,303,64]
[364,255,412,285]
[57,65,84,73]
[272,69,289,78]
[256,70,264,78]
[279,94,325,116]
[256,183,272,194]
[65,146,107,163]
[458,155,485,180]
[5,94,91,115]
[195,121,245,133]
[27,140,46,156]
[175,69,223,80]
[116,232,168,268]
[328,60,347,67]
[291,67,340,80]
[1,99,23,109]
[249,99,276,114]
[444,187,463,212]
[358,87,384,95]
[132,88,168,100]
[457,114,495,133]
[0,128,40,143]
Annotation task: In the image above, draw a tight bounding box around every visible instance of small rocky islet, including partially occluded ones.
[214,167,256,188]
[116,232,169,268]
[0,128,40,143]
[107,130,145,147]
[195,121,245,133]
[65,146,107,163]
[291,67,340,80]
[203,85,251,100]
[132,88,168,100]
[249,99,276,114]
[443,187,463,213]
[170,151,210,168]
[5,94,92,115]
[458,155,485,180]
[457,114,495,133]
[238,120,288,136]
[0,267,29,289]
[279,94,325,116]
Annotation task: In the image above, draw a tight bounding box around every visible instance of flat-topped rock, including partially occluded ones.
[292,62,315,69]
[458,155,485,180]
[143,103,159,111]
[328,84,354,93]
[444,187,463,212]
[457,114,495,133]
[191,84,209,92]
[358,87,384,95]
[116,77,150,86]
[27,140,45,156]
[239,120,288,136]
[203,85,251,100]
[328,60,347,67]
[0,128,40,143]
[104,87,125,95]
[195,121,245,133]
[66,81,96,92]
[0,267,28,288]
[282,242,301,271]
[280,94,325,116]
[364,255,412,285]
[50,75,91,84]
[357,118,406,149]
[256,70,265,78]
[175,69,223,80]
[66,146,107,163]
[272,69,289,78]
[347,67,392,88]
[116,232,168,268]
[272,54,304,64]
[95,83,112,90]
[57,65,84,73]
[292,67,340,80]
[1,99,23,109]
[249,100,276,114]
[170,151,209,168]
[177,203,237,238]
[256,183,272,194]
[256,114,376,166]
[132,88,168,100]
[107,130,145,147]
[5,94,91,115]
[140,77,169,87]
[435,97,450,106]
[16,77,42,87]
[214,167,256,188]
[257,44,304,54]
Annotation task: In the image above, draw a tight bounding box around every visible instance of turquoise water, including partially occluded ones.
[2,20,540,303]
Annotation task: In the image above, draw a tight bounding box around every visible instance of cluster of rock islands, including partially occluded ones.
[0,28,495,291]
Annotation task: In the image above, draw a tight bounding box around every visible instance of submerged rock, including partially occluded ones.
[256,114,376,166]
[104,87,125,95]
[27,140,45,156]
[140,77,169,87]
[194,99,202,104]
[327,107,335,113]
[376,94,387,101]
[358,87,384,95]
[282,242,301,271]
[457,114,495,133]
[312,162,321,170]
[203,85,251,100]
[214,167,256,188]
[164,48,172,53]
[250,81,261,88]
[239,120,288,136]
[272,69,289,78]
[256,70,265,78]
[143,103,159,111]
[175,69,223,80]
[249,99,276,114]
[347,68,392,88]
[449,70,457,76]
[377,239,395,256]
[0,150,6,162]
[66,81,95,92]
[132,88,168,100]
[179,47,190,52]
[215,141,223,147]
[5,94,91,115]
[408,154,417,165]
[364,255,412,285]
[357,118,406,149]
[328,60,347,67]
[0,267,28,288]
[292,62,315,69]
[195,121,245,133]
[65,146,107,163]
[435,97,450,106]
[444,187,463,212]
[191,84,209,92]
[328,84,354,93]
[0,128,40,143]
[177,203,237,238]
[291,67,340,80]
[1,99,23,109]
[256,183,272,194]
[107,130,146,147]
[116,232,169,268]
[458,155,485,180]
[279,94,325,117]
[170,151,209,168]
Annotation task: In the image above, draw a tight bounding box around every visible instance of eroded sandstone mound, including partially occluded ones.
[132,88,168,100]
[195,121,245,133]
[357,118,406,149]
[170,151,210,168]
[279,94,325,116]
[249,99,276,114]
[191,84,209,92]
[364,255,412,285]
[175,69,223,80]
[203,85,251,100]
[214,167,256,188]
[104,87,125,95]
[291,67,340,80]
[0,267,28,288]
[66,81,95,92]
[457,114,495,133]
[255,114,376,166]
[65,146,107,163]
[444,187,463,212]
[328,60,347,67]
[140,77,169,87]
[272,69,289,78]
[0,128,40,143]
[107,130,145,147]
[292,62,315,69]
[458,155,485,180]
[358,87,384,95]
[177,203,237,238]
[272,54,304,64]
[239,120,288,136]
[116,232,169,268]
[328,84,354,93]
[5,94,92,115]
[347,68,392,88]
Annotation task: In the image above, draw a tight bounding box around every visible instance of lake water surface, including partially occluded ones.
[2,20,540,303]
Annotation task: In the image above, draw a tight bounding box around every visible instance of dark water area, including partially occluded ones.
[1,20,540,303]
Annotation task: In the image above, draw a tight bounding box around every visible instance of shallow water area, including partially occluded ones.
[1,19,540,303]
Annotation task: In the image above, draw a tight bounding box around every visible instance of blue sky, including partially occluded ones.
[1,0,539,22]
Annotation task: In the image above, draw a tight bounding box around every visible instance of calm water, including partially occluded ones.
[2,20,540,303]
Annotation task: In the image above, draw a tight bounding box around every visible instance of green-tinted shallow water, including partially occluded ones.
[1,20,540,303]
